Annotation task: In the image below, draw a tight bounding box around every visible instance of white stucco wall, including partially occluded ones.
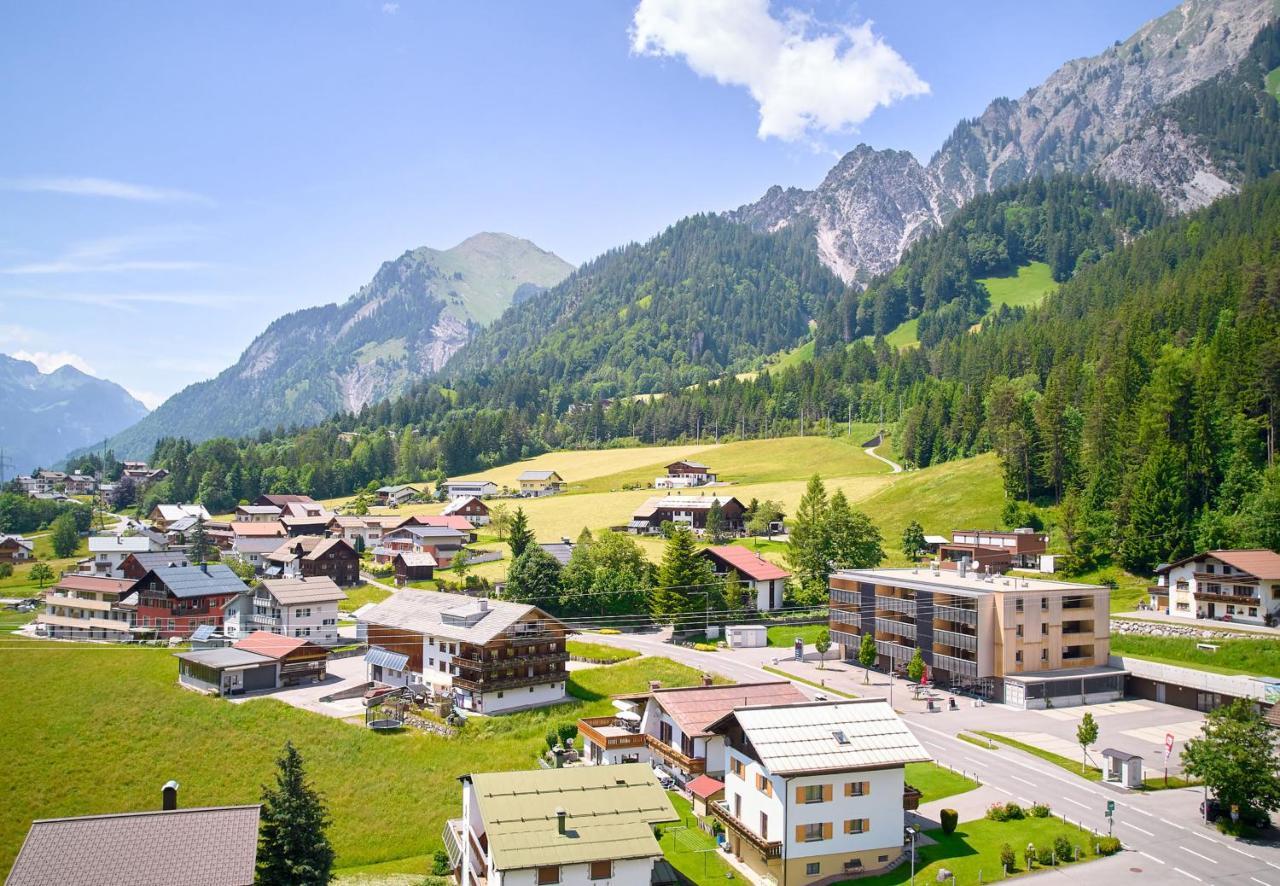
[493,857,656,886]
[484,680,566,713]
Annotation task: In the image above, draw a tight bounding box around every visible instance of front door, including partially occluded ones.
[1208,602,1216,619]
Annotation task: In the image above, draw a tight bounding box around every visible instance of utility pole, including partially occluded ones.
[0,449,13,486]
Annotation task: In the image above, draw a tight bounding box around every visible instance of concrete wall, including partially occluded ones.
[483,679,566,713]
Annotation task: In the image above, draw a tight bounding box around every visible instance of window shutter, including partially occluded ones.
[795,786,805,804]
[844,782,852,797]
[843,819,852,834]
[822,784,833,802]
[822,822,833,840]
[795,824,806,843]
[863,781,870,796]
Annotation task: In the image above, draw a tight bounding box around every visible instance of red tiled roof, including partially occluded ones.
[1210,549,1280,580]
[412,515,475,532]
[625,681,807,737]
[230,522,285,537]
[686,775,725,799]
[702,546,790,581]
[233,631,312,659]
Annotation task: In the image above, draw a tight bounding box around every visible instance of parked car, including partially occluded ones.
[1201,798,1271,829]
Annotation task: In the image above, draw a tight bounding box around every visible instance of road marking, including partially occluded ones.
[1180,846,1214,863]
[1251,877,1271,886]
[1229,844,1256,858]
[1124,822,1155,837]
[1017,796,1033,805]
[1173,868,1203,882]
[1009,775,1036,787]
[1137,851,1165,865]
[1063,796,1090,809]
[1160,817,1188,830]
[1190,831,1220,845]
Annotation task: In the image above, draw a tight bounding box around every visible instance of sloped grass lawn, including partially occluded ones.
[337,582,391,612]
[566,639,639,663]
[1110,634,1280,679]
[843,817,1103,885]
[0,641,709,877]
[657,791,735,885]
[905,762,979,804]
[976,261,1057,313]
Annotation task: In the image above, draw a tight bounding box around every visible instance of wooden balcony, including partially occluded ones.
[1193,589,1261,606]
[645,735,706,775]
[709,801,782,859]
[577,716,646,750]
[903,784,923,811]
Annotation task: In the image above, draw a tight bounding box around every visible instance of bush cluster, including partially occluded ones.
[985,801,1026,821]
[1029,802,1051,818]
[1096,836,1122,856]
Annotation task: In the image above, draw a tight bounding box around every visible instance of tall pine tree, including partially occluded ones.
[257,742,334,886]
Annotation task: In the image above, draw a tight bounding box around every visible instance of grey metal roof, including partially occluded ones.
[88,536,155,554]
[6,805,261,886]
[259,576,347,605]
[394,552,438,568]
[366,647,410,671]
[517,470,560,480]
[539,542,575,566]
[1100,748,1143,762]
[361,588,561,645]
[124,551,191,572]
[174,647,275,669]
[708,700,930,775]
[139,564,249,600]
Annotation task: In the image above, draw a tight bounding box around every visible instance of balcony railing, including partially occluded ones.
[931,652,978,678]
[1193,589,1260,605]
[875,639,914,661]
[875,596,916,615]
[456,650,566,671]
[934,604,978,626]
[577,716,646,750]
[933,628,977,653]
[709,801,782,859]
[874,617,917,641]
[831,589,861,606]
[442,819,464,870]
[452,669,564,693]
[645,736,706,775]
[831,609,862,628]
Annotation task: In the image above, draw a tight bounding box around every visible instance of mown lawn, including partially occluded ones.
[0,641,711,878]
[0,535,88,597]
[975,732,1101,782]
[766,623,826,647]
[905,762,979,804]
[976,261,1057,313]
[841,817,1104,885]
[338,582,391,612]
[566,639,639,663]
[1110,634,1280,679]
[656,791,735,885]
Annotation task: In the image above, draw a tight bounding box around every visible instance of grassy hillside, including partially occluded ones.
[1265,64,1280,103]
[975,260,1057,313]
[0,642,710,878]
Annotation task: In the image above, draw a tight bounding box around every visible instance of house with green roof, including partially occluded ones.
[448,762,679,885]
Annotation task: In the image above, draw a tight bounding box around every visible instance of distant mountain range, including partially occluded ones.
[0,355,148,475]
[99,232,572,457]
[730,0,1279,285]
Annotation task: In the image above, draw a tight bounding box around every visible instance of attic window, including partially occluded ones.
[832,730,850,745]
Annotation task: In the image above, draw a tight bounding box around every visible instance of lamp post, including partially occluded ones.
[906,826,917,885]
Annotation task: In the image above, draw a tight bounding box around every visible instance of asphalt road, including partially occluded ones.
[583,629,1280,885]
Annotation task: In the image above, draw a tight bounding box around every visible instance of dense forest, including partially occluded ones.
[817,175,1167,347]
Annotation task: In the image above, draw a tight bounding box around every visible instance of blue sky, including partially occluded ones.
[0,0,1174,408]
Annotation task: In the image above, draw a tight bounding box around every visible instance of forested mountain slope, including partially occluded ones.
[97,233,571,457]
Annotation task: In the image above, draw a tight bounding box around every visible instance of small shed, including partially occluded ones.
[725,624,768,648]
[1101,748,1144,789]
[175,647,278,696]
[393,551,437,583]
[686,774,725,818]
[234,631,329,686]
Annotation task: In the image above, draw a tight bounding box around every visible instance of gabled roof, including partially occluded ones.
[402,514,476,532]
[302,538,355,561]
[706,699,930,775]
[702,545,790,581]
[376,484,420,494]
[619,680,807,738]
[52,574,135,596]
[634,494,741,517]
[1157,548,1280,580]
[387,524,466,541]
[151,503,211,522]
[445,478,497,488]
[233,630,321,660]
[87,535,156,554]
[362,588,561,645]
[685,774,725,800]
[230,521,285,537]
[174,647,275,669]
[394,552,438,568]
[464,763,675,871]
[0,534,34,551]
[123,551,191,572]
[135,564,248,600]
[442,496,485,515]
[234,505,281,516]
[259,575,347,604]
[281,501,330,519]
[5,805,261,886]
[517,470,561,481]
[539,542,575,566]
[666,460,709,470]
[255,493,316,507]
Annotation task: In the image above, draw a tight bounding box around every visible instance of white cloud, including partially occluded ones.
[2,176,212,205]
[631,0,928,142]
[11,349,97,376]
[381,2,399,13]
[0,324,33,345]
[125,388,164,410]
[3,227,213,275]
[4,290,245,313]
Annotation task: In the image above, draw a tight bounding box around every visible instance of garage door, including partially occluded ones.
[243,664,278,692]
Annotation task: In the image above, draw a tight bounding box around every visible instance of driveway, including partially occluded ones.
[231,654,369,718]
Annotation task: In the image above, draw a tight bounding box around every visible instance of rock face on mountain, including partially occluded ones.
[101,233,572,457]
[0,355,148,474]
[731,0,1278,284]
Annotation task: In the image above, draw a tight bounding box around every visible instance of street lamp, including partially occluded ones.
[905,826,917,885]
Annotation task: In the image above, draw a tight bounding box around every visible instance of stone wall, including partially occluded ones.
[1111,618,1261,641]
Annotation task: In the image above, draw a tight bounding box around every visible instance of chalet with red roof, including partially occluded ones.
[700,545,790,611]
[1150,549,1280,625]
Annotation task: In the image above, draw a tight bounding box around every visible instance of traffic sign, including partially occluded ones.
[1105,800,1115,818]
[1165,732,1174,753]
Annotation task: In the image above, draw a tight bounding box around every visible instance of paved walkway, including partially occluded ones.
[864,444,903,473]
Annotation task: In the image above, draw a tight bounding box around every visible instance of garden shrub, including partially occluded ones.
[1053,835,1073,860]
[1096,836,1122,856]
[999,843,1017,870]
[1003,802,1025,820]
[1038,846,1056,866]
[1029,802,1051,818]
[940,808,958,835]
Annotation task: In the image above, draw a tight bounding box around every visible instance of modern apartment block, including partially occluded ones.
[1149,549,1280,625]
[942,528,1049,571]
[705,700,929,884]
[830,566,1118,708]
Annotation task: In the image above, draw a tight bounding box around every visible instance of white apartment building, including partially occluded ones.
[1150,549,1280,625]
[448,764,676,886]
[706,699,929,884]
[39,574,137,641]
[84,535,166,576]
[221,575,346,645]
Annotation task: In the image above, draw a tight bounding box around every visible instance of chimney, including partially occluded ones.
[958,558,968,579]
[555,807,567,835]
[701,673,713,687]
[649,680,662,691]
[162,780,179,811]
[479,597,488,612]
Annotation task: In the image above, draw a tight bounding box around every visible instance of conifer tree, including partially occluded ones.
[653,527,715,620]
[786,474,830,600]
[257,742,335,886]
[507,507,533,560]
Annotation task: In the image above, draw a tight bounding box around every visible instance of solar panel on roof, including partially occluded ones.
[191,625,215,641]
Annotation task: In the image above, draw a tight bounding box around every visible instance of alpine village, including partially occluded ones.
[5,2,1280,885]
